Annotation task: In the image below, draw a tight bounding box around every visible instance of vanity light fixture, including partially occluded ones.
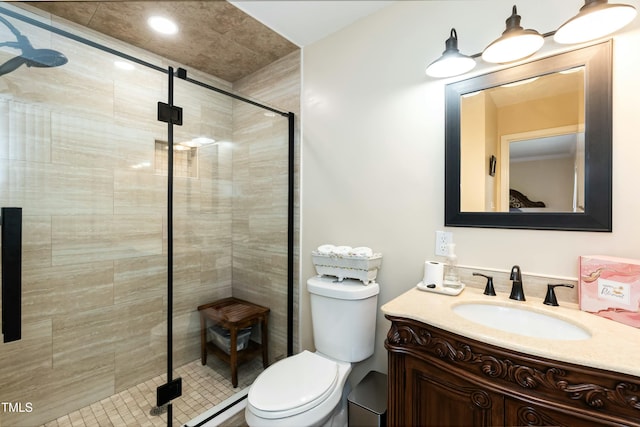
[554,0,637,44]
[426,2,636,79]
[481,5,544,64]
[425,28,476,78]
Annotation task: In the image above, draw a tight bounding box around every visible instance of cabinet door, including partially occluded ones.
[505,398,615,427]
[406,356,504,427]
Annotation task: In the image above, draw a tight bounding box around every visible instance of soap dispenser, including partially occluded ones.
[443,243,461,289]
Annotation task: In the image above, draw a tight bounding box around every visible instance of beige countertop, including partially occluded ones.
[381,285,640,378]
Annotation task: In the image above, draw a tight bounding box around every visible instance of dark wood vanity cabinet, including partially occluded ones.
[402,353,504,426]
[385,315,640,427]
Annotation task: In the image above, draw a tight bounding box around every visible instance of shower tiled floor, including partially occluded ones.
[41,357,263,427]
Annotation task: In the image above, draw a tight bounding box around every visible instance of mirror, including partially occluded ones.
[461,69,585,213]
[445,41,612,231]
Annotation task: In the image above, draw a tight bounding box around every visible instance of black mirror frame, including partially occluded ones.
[444,41,612,232]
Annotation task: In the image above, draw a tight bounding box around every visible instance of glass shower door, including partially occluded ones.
[0,3,171,425]
[171,72,292,426]
[0,4,294,426]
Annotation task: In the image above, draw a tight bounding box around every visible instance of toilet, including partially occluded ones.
[245,276,380,427]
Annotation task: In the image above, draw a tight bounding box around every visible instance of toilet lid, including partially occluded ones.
[248,350,338,418]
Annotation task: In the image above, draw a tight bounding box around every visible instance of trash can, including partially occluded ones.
[347,370,387,427]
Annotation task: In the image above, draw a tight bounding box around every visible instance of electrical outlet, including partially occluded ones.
[435,231,453,256]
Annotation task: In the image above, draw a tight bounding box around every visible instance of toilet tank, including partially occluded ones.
[307,276,380,363]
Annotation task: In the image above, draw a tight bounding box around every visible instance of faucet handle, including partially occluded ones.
[510,265,522,281]
[543,283,575,306]
[473,272,496,296]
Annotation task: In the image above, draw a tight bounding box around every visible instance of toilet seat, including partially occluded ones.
[248,350,338,419]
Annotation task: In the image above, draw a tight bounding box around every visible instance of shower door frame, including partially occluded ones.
[161,67,296,425]
[0,5,295,426]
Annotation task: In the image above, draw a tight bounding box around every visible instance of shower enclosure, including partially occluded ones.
[0,3,296,426]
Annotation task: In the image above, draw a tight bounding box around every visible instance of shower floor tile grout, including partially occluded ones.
[40,358,263,427]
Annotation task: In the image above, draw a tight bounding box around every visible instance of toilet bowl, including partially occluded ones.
[245,277,380,427]
[245,350,351,427]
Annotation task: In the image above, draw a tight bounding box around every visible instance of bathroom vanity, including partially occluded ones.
[382,287,640,426]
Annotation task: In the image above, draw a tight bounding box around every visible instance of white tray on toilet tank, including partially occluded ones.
[311,252,382,284]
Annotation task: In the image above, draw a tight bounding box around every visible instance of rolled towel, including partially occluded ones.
[351,247,373,257]
[333,246,352,256]
[317,244,335,254]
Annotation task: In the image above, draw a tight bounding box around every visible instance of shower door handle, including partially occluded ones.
[1,207,22,343]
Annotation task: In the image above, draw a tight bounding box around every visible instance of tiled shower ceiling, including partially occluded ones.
[22,0,300,82]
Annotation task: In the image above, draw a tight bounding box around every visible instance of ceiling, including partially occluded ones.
[484,67,584,108]
[229,1,393,47]
[17,0,392,82]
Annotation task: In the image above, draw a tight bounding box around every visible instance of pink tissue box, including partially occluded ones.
[579,255,640,328]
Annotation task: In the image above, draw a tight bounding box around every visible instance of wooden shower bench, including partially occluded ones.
[197,297,270,387]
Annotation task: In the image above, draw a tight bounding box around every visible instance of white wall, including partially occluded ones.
[300,0,640,383]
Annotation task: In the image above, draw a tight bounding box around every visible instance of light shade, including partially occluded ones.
[426,28,476,78]
[554,0,637,44]
[482,6,544,64]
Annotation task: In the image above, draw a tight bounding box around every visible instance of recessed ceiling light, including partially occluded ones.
[148,16,178,35]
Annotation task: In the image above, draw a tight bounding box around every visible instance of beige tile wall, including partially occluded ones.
[0,7,300,427]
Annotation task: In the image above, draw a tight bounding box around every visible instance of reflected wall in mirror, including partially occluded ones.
[504,127,585,213]
[445,41,612,231]
[460,68,584,213]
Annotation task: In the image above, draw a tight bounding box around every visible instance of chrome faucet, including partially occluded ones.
[509,265,525,301]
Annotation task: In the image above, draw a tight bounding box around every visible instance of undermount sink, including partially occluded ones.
[452,303,591,341]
